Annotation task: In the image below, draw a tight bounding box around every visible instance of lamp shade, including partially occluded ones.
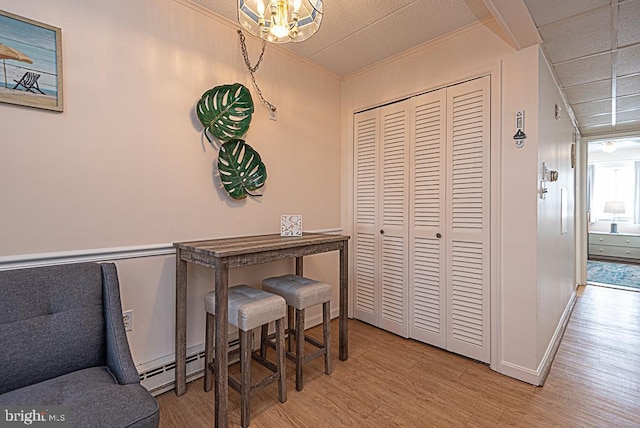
[602,141,617,153]
[238,0,323,43]
[603,201,625,214]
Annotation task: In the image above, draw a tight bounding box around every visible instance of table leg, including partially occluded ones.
[175,250,187,396]
[295,256,303,276]
[339,243,348,361]
[214,262,229,428]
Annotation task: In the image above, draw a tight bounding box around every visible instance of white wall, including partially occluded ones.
[0,0,342,369]
[499,46,540,374]
[342,23,576,384]
[535,49,576,366]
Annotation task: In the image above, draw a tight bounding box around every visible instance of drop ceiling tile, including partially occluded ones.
[554,52,612,87]
[564,80,611,104]
[578,113,612,128]
[617,109,640,123]
[617,94,640,111]
[524,0,609,28]
[618,0,640,47]
[538,7,611,63]
[578,114,611,127]
[571,99,611,117]
[582,124,614,136]
[617,44,640,77]
[615,119,640,132]
[617,75,640,97]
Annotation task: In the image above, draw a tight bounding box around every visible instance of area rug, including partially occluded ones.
[587,260,640,290]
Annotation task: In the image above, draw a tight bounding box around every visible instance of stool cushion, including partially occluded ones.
[262,275,332,309]
[205,285,286,331]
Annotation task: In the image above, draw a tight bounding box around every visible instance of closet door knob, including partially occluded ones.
[380,229,384,235]
[436,233,442,239]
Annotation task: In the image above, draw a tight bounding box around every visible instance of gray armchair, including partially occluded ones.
[0,262,159,427]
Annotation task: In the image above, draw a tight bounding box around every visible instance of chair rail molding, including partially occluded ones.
[0,228,343,271]
[0,244,175,271]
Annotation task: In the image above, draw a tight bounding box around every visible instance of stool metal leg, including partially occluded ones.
[323,301,332,375]
[240,329,252,428]
[204,312,215,392]
[295,308,305,391]
[275,318,287,403]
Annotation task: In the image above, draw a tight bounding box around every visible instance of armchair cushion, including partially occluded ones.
[0,262,159,428]
[0,367,159,428]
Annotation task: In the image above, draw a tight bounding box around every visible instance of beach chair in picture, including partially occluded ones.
[12,71,45,94]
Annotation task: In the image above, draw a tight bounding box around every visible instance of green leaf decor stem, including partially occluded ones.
[218,138,267,199]
[197,83,254,143]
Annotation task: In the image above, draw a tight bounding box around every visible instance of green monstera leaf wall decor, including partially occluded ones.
[218,138,267,199]
[197,83,254,143]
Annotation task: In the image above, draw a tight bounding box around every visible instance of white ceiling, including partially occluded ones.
[190,0,640,137]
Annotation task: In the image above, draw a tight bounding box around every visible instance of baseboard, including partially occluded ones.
[499,290,577,386]
[536,289,577,385]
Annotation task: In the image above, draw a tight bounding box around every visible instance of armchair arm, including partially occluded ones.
[102,263,141,385]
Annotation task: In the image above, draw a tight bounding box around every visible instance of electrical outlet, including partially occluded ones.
[123,310,133,332]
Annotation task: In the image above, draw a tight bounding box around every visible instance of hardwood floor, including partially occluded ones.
[157,286,640,427]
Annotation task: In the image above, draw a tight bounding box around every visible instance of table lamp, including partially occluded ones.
[603,201,625,233]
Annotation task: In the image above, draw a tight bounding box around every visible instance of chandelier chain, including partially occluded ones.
[238,30,277,112]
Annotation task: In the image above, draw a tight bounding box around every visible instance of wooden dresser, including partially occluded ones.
[588,232,640,262]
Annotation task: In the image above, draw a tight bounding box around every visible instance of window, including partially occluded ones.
[589,160,635,223]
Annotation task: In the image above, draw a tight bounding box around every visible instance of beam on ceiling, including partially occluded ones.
[483,0,542,50]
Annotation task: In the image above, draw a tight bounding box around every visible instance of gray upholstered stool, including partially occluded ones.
[261,274,332,391]
[204,285,286,428]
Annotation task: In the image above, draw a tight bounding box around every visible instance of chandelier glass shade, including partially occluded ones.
[238,0,323,43]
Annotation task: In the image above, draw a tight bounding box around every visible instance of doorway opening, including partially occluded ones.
[586,137,640,292]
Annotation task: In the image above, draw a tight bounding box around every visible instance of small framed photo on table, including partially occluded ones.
[281,215,302,236]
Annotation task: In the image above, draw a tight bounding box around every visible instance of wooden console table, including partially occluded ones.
[174,233,349,428]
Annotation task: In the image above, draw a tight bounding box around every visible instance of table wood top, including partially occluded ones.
[174,233,349,258]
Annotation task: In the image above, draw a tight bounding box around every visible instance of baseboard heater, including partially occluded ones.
[139,336,240,396]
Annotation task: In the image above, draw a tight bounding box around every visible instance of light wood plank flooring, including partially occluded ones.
[157,285,640,427]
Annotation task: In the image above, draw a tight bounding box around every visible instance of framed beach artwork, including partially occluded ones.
[0,10,63,111]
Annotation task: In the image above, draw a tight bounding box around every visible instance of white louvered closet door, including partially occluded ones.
[353,109,379,326]
[445,76,491,363]
[378,102,410,338]
[409,89,447,347]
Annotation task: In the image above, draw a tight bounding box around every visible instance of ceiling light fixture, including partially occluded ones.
[238,0,323,43]
[602,141,617,153]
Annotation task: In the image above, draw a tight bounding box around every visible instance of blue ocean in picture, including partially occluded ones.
[0,13,58,96]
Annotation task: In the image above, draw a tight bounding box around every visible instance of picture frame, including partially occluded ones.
[281,215,302,237]
[0,9,63,111]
